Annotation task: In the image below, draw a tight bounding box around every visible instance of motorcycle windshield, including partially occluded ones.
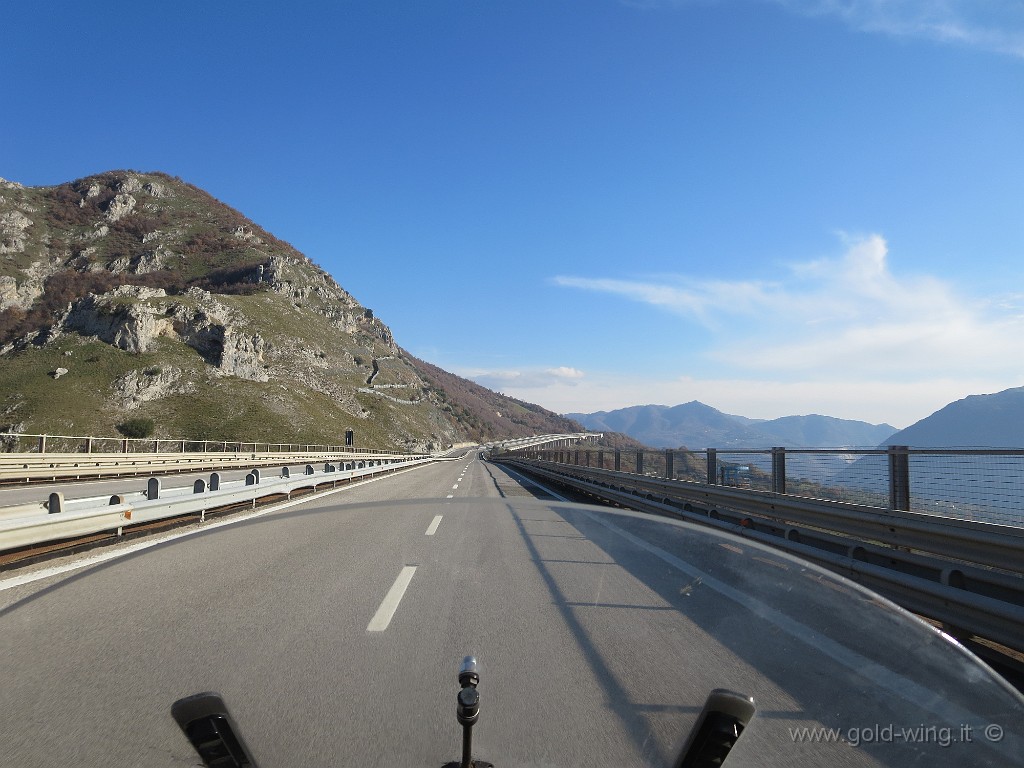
[0,497,1020,767]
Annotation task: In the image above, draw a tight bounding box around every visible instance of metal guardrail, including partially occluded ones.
[0,431,418,456]
[496,457,1024,654]
[0,457,432,554]
[0,449,424,484]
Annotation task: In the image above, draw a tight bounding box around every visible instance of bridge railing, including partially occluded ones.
[0,431,412,456]
[511,445,1024,527]
[493,452,1024,654]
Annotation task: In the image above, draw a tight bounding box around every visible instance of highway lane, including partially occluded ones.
[0,451,1021,767]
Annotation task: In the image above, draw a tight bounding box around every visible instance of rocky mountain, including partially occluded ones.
[566,402,896,449]
[0,170,580,451]
[882,386,1024,447]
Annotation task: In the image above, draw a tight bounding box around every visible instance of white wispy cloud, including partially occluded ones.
[461,365,587,390]
[625,0,1024,58]
[553,233,1024,383]
[771,0,1024,58]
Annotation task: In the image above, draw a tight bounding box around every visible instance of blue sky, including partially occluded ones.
[4,0,1023,428]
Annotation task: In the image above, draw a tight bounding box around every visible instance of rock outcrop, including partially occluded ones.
[58,286,172,353]
[113,366,194,409]
[103,193,136,223]
[0,210,32,254]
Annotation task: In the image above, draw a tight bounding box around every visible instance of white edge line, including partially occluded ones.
[366,565,417,632]
[0,463,432,593]
[425,515,442,536]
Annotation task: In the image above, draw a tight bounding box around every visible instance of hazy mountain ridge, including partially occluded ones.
[882,386,1024,447]
[566,401,897,449]
[0,170,578,450]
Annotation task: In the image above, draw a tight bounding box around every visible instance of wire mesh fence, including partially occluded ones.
[907,451,1024,526]
[523,445,1024,527]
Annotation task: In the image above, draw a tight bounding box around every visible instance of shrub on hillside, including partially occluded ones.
[116,417,155,439]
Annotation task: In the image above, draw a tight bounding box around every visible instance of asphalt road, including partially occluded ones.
[0,452,1020,767]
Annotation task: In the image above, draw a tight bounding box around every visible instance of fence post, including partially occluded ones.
[636,450,644,475]
[597,450,604,469]
[86,437,93,454]
[771,447,786,494]
[122,438,128,453]
[585,451,591,467]
[665,449,674,479]
[39,434,47,453]
[614,450,621,471]
[707,449,718,485]
[888,445,910,511]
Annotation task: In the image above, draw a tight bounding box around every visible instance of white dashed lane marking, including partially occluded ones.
[367,566,417,632]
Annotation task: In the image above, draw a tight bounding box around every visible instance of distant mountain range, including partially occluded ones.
[568,386,1024,451]
[882,386,1024,447]
[565,402,897,449]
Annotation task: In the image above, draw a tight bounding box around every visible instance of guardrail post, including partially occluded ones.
[707,449,718,485]
[636,450,644,475]
[39,434,47,453]
[147,477,161,500]
[47,491,64,514]
[771,447,786,494]
[210,472,220,491]
[665,450,674,479]
[193,479,206,493]
[888,445,910,511]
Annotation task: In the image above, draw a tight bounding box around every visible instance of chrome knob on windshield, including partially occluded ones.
[444,655,493,768]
